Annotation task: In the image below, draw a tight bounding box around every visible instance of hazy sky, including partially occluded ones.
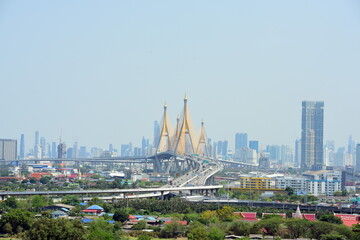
[1,1,359,152]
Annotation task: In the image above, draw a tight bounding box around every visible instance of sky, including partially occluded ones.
[0,0,359,152]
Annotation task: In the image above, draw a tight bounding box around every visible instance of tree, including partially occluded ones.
[40,176,51,184]
[308,221,335,239]
[24,217,86,240]
[0,209,33,234]
[134,220,147,230]
[285,186,295,196]
[89,197,103,206]
[228,221,251,236]
[254,217,283,237]
[216,206,235,222]
[29,177,37,184]
[86,219,119,240]
[159,221,185,238]
[199,210,217,225]
[208,227,225,240]
[30,195,46,212]
[286,219,311,239]
[187,224,208,240]
[137,234,152,240]
[113,209,129,223]
[319,214,343,225]
[4,196,18,209]
[62,195,81,205]
[320,234,346,240]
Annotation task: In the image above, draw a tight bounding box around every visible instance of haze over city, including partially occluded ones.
[1,1,359,149]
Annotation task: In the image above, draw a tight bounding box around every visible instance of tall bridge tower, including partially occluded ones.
[173,95,198,156]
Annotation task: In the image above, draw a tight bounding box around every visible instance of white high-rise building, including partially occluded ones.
[0,139,17,161]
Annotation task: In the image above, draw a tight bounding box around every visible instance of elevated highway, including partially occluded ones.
[0,185,223,200]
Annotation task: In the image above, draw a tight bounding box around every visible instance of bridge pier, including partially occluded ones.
[160,191,164,200]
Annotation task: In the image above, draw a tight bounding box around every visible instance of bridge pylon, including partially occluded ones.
[196,120,210,157]
[155,102,173,154]
[173,95,198,156]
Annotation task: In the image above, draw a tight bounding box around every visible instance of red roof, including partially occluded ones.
[30,173,52,179]
[164,221,187,226]
[240,212,258,221]
[82,209,98,213]
[335,214,360,227]
[128,215,137,219]
[303,214,316,221]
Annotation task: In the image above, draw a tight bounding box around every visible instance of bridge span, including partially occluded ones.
[0,185,223,200]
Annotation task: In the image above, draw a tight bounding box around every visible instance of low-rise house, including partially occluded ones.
[51,210,68,219]
[42,203,75,213]
[82,205,104,215]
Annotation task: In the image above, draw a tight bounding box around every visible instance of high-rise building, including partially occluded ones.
[34,131,39,147]
[294,139,301,168]
[40,137,46,158]
[235,133,248,151]
[57,142,66,158]
[51,142,57,158]
[222,140,228,157]
[301,101,324,171]
[34,131,40,157]
[79,146,88,157]
[0,139,17,161]
[72,142,78,158]
[20,134,25,159]
[348,135,356,154]
[356,144,360,172]
[249,140,259,153]
[153,121,160,148]
[141,137,147,156]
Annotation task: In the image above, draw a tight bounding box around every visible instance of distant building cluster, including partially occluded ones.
[0,100,359,176]
[233,169,342,196]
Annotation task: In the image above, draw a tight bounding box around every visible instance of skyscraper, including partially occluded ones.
[235,133,248,151]
[34,131,40,156]
[356,144,360,172]
[57,142,66,158]
[301,101,324,171]
[34,131,39,147]
[51,142,57,158]
[20,134,25,159]
[40,137,46,158]
[294,139,301,168]
[0,139,17,161]
[153,121,160,148]
[249,140,259,153]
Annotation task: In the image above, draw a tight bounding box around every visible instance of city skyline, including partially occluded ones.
[1,1,359,149]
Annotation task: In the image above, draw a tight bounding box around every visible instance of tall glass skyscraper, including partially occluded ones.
[301,101,324,171]
[20,134,25,159]
[235,133,248,150]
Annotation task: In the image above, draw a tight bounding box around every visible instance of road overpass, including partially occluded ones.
[0,185,223,200]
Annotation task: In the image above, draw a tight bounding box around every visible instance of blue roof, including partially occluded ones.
[79,202,87,206]
[108,221,115,224]
[146,217,156,220]
[87,205,103,210]
[134,215,143,218]
[81,219,94,223]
